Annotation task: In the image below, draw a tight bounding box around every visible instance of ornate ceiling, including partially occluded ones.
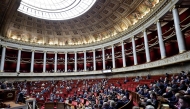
[1,0,160,47]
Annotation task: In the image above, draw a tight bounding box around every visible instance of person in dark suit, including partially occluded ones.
[148,93,158,109]
[163,87,173,98]
[16,92,25,103]
[1,81,7,89]
[178,80,187,91]
[178,96,190,109]
[166,93,181,109]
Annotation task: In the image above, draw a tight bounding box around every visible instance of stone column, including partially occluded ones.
[93,50,96,71]
[0,46,6,72]
[30,50,35,73]
[16,48,21,72]
[172,6,186,53]
[74,52,77,72]
[43,51,46,73]
[143,30,151,62]
[102,48,105,70]
[156,20,166,59]
[65,52,67,72]
[121,41,126,67]
[132,37,138,65]
[54,52,57,73]
[111,45,115,68]
[84,51,86,71]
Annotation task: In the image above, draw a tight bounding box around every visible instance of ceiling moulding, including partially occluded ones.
[1,0,176,49]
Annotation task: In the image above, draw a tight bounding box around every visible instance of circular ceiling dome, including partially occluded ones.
[17,0,96,20]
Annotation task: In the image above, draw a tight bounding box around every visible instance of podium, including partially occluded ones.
[0,89,15,102]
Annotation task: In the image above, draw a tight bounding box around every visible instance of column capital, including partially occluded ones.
[43,51,47,53]
[170,5,176,11]
[92,49,96,52]
[154,20,160,24]
[83,50,86,53]
[2,46,7,48]
[101,47,104,50]
[64,51,67,54]
[31,50,35,52]
[142,29,147,33]
[131,36,136,41]
[54,51,57,53]
[18,48,22,50]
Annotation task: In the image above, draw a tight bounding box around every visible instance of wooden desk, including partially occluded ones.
[4,101,27,109]
[25,98,36,109]
[0,89,15,102]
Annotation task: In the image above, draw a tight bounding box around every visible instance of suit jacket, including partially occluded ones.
[1,83,7,89]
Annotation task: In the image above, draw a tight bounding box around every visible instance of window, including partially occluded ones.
[18,0,96,20]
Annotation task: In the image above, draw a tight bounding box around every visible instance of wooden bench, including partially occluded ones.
[44,102,54,109]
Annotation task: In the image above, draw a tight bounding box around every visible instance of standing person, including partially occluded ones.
[1,81,7,89]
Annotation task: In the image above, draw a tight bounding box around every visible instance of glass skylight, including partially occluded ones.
[18,0,96,20]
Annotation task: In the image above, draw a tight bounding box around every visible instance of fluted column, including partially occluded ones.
[30,50,35,73]
[65,52,67,72]
[111,45,115,68]
[16,48,21,72]
[0,46,6,72]
[143,30,151,62]
[54,52,57,73]
[93,50,96,71]
[156,20,166,59]
[84,51,86,71]
[102,48,105,70]
[172,6,186,53]
[43,51,46,73]
[74,52,77,72]
[132,37,138,65]
[121,41,126,67]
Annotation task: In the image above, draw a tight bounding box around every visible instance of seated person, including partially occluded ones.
[50,96,54,101]
[149,93,158,109]
[59,97,64,102]
[41,83,45,86]
[122,96,129,104]
[135,77,140,82]
[178,80,187,91]
[183,84,190,95]
[54,95,57,100]
[39,96,44,100]
[57,95,61,100]
[141,89,150,99]
[177,96,190,109]
[165,93,181,109]
[163,87,173,98]
[56,90,59,94]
